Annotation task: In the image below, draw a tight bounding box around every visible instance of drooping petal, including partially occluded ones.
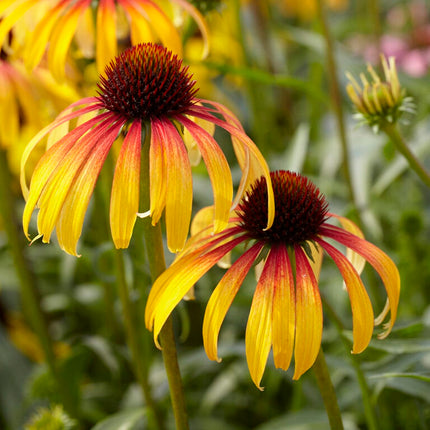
[146,235,245,348]
[177,115,233,235]
[245,246,276,390]
[119,0,155,47]
[317,238,374,354]
[152,119,193,252]
[0,0,39,48]
[329,213,366,275]
[170,0,210,58]
[35,117,122,244]
[182,112,214,166]
[97,0,117,74]
[56,120,124,255]
[22,112,110,240]
[271,245,295,373]
[20,98,102,198]
[128,0,182,56]
[149,120,167,224]
[321,224,400,339]
[186,106,274,230]
[110,120,142,249]
[24,0,66,71]
[0,66,18,147]
[203,242,263,363]
[293,245,323,380]
[48,0,91,81]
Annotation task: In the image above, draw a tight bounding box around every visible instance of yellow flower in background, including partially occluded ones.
[185,2,244,102]
[0,0,209,80]
[146,170,400,389]
[0,58,42,149]
[0,55,78,176]
[282,0,348,20]
[21,43,274,256]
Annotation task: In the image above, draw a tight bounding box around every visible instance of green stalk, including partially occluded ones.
[323,299,379,430]
[313,348,345,430]
[113,249,165,430]
[139,125,189,430]
[315,0,362,226]
[0,149,75,415]
[381,122,430,188]
[368,0,382,44]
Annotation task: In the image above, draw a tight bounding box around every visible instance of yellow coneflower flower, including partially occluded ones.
[146,170,400,389]
[21,43,274,256]
[346,55,415,130]
[0,0,209,80]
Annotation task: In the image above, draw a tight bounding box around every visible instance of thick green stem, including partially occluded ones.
[139,125,189,430]
[0,149,75,415]
[114,249,165,430]
[324,299,379,430]
[316,0,362,227]
[381,122,430,188]
[313,348,345,430]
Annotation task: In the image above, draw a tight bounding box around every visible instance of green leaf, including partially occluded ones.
[91,408,147,430]
[371,374,430,403]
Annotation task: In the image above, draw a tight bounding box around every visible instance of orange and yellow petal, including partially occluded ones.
[321,225,400,339]
[203,242,263,363]
[149,120,167,225]
[171,0,209,58]
[0,0,39,48]
[188,105,275,230]
[22,113,105,239]
[34,116,122,244]
[245,246,278,390]
[110,120,142,249]
[293,245,323,380]
[97,0,117,74]
[48,0,91,81]
[24,1,66,71]
[146,236,244,348]
[329,213,366,275]
[317,238,374,353]
[153,119,193,253]
[271,245,295,373]
[0,65,19,147]
[178,115,233,235]
[120,0,156,48]
[130,0,182,56]
[57,120,123,255]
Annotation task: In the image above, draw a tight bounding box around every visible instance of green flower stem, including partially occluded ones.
[113,249,165,430]
[139,125,189,430]
[313,348,345,430]
[381,122,430,188]
[368,0,382,44]
[316,0,362,227]
[323,299,379,430]
[0,149,75,415]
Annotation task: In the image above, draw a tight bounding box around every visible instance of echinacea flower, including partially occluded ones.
[346,55,415,131]
[145,170,400,388]
[0,0,209,80]
[21,43,274,256]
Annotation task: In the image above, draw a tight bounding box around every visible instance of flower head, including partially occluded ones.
[21,43,273,256]
[346,55,415,131]
[0,0,209,80]
[145,170,400,389]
